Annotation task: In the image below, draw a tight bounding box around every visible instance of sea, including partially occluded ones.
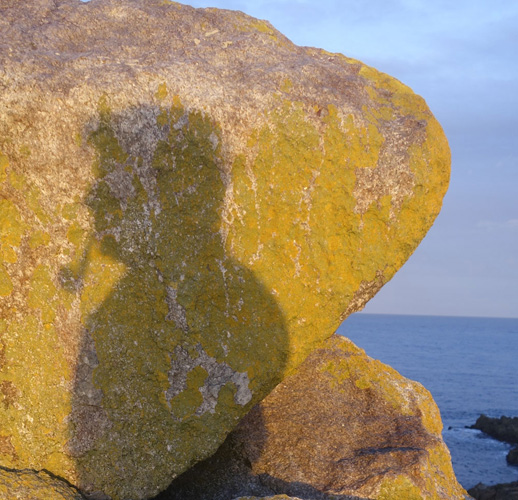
[337,313,518,490]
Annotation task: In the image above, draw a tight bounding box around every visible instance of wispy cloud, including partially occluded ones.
[477,219,518,230]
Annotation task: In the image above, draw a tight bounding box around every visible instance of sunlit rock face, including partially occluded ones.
[166,336,467,500]
[0,0,449,498]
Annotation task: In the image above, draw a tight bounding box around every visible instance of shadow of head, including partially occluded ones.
[58,96,289,499]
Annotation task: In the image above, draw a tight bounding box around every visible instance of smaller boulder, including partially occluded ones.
[0,468,85,500]
[163,335,466,500]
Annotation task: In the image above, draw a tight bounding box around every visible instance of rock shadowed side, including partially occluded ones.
[0,0,450,498]
[162,335,467,500]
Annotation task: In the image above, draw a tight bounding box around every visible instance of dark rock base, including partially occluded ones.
[468,481,518,500]
[470,415,518,444]
[507,447,518,466]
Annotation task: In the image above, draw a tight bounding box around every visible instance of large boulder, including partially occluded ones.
[163,335,467,500]
[0,0,449,498]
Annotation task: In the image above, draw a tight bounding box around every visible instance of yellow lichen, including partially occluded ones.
[66,222,85,249]
[155,82,168,100]
[0,153,8,183]
[321,359,351,390]
[170,366,207,421]
[78,240,127,321]
[377,475,423,500]
[27,265,58,325]
[247,19,275,35]
[354,377,372,389]
[74,132,82,147]
[0,199,24,264]
[19,144,31,157]
[29,231,51,249]
[1,315,72,472]
[27,186,50,225]
[7,169,25,191]
[280,78,293,93]
[62,202,80,221]
[318,48,363,67]
[0,265,13,297]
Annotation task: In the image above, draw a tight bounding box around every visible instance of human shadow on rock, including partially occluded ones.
[59,99,289,499]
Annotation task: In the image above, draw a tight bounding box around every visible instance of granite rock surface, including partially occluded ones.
[161,335,467,500]
[0,0,449,498]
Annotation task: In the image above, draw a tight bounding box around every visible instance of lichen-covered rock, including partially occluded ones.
[164,335,467,500]
[0,0,449,498]
[0,468,85,500]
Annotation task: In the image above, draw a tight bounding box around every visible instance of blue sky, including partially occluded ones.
[181,0,518,318]
[81,0,517,318]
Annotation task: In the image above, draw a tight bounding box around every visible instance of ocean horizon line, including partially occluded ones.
[353,311,518,321]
